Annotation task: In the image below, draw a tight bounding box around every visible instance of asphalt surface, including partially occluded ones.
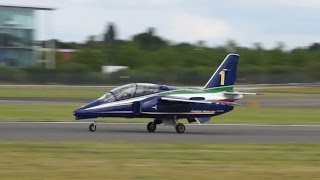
[1,122,320,142]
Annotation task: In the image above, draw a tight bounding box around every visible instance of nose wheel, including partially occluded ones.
[89,123,96,132]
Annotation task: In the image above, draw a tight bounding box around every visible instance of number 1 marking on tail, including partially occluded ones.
[219,70,225,85]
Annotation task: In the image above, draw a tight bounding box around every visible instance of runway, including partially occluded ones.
[1,122,320,142]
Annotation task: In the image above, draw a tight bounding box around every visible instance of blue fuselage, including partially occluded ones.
[73,84,234,121]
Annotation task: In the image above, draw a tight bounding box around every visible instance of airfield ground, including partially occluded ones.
[0,85,319,124]
[0,105,319,125]
[0,85,319,179]
[0,141,320,180]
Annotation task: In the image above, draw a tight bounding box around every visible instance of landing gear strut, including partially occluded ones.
[173,116,185,133]
[89,122,96,132]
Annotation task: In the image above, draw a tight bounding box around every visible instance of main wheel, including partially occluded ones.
[175,123,185,133]
[147,122,156,132]
[89,123,96,132]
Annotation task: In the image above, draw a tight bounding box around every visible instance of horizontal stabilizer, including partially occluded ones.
[223,91,258,96]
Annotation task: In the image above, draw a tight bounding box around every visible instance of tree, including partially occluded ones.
[274,41,286,51]
[104,22,117,44]
[132,27,167,49]
[103,22,118,65]
[308,43,320,52]
[252,42,264,50]
[86,35,96,48]
[225,40,238,53]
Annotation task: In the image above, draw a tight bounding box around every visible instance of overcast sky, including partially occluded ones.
[1,0,319,49]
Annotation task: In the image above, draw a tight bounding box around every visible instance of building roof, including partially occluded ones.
[0,4,56,10]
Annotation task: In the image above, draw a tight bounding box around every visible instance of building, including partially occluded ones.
[39,48,77,63]
[0,5,55,67]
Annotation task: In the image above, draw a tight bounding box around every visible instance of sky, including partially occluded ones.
[1,0,320,49]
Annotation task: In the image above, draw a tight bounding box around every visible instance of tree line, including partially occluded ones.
[1,22,320,85]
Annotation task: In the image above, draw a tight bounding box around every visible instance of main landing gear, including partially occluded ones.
[147,122,156,132]
[147,117,186,133]
[89,122,96,132]
[175,123,185,133]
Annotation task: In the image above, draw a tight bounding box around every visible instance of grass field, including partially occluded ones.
[0,85,319,124]
[0,85,319,99]
[0,86,106,99]
[0,86,319,180]
[0,103,319,124]
[0,142,319,180]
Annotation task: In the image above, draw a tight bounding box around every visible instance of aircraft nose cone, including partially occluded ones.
[73,99,103,120]
[73,108,98,120]
[73,108,85,120]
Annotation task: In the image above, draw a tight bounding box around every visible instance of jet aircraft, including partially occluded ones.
[73,54,256,133]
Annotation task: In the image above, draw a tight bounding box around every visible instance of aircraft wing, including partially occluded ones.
[161,97,237,106]
[161,97,212,104]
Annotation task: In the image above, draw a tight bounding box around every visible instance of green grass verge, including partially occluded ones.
[0,103,82,121]
[0,87,106,99]
[0,142,319,180]
[0,103,319,124]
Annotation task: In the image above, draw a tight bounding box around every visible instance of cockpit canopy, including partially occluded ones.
[99,83,169,103]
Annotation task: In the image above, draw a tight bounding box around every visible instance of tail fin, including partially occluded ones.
[203,54,239,89]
